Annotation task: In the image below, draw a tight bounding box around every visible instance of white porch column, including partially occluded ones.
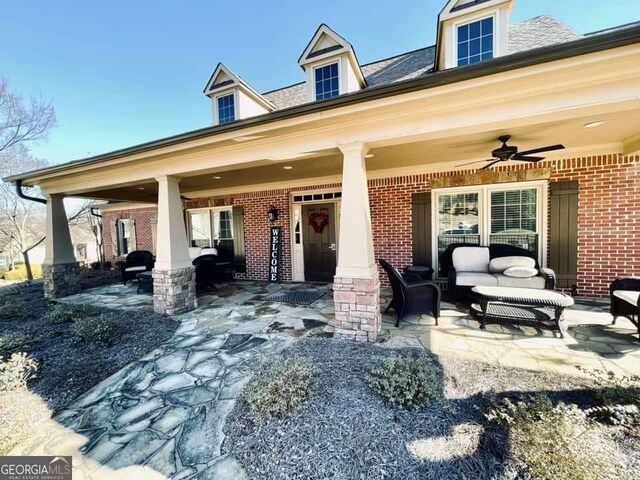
[332,142,381,342]
[42,194,81,298]
[152,175,197,315]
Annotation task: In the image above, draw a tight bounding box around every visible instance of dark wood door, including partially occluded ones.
[302,203,337,282]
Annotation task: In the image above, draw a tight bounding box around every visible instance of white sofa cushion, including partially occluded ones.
[456,272,498,287]
[125,266,146,272]
[489,256,536,273]
[494,274,546,289]
[188,247,202,260]
[613,290,639,307]
[503,266,538,278]
[452,247,490,273]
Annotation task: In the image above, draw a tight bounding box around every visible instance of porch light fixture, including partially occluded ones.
[584,120,605,128]
[268,205,279,222]
[283,165,293,170]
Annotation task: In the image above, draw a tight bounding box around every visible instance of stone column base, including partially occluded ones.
[153,266,197,315]
[42,262,81,299]
[332,273,381,342]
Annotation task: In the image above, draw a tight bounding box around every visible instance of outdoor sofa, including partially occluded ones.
[610,277,640,340]
[121,250,155,285]
[444,244,555,301]
[379,259,440,327]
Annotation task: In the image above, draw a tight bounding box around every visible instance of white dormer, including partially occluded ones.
[298,24,367,103]
[203,63,275,125]
[436,0,515,70]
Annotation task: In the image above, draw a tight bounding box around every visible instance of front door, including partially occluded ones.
[302,203,337,282]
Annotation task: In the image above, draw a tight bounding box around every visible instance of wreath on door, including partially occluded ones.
[308,212,329,234]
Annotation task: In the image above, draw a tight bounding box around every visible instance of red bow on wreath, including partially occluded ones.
[308,212,329,234]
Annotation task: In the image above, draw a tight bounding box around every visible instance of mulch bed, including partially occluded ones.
[0,283,178,412]
[224,338,637,480]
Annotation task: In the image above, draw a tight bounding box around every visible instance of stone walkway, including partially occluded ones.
[10,280,640,479]
[11,282,334,479]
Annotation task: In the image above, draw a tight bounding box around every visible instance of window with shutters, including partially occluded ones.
[433,182,546,277]
[116,219,134,256]
[187,207,233,247]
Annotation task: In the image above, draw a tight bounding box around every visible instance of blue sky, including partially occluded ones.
[2,0,638,165]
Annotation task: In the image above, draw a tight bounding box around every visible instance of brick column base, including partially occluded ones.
[153,266,197,315]
[332,273,381,342]
[42,262,81,299]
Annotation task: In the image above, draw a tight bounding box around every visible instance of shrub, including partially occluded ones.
[47,303,101,325]
[72,314,120,344]
[3,264,42,281]
[579,367,640,431]
[0,297,27,320]
[243,358,316,419]
[486,395,627,480]
[0,333,34,356]
[0,353,37,392]
[367,356,441,411]
[0,354,48,455]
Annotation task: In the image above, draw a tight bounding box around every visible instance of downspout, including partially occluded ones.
[16,179,47,205]
[15,180,47,280]
[90,207,105,264]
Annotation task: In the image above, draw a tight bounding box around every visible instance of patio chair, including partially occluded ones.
[379,259,440,327]
[121,250,154,285]
[192,254,231,290]
[610,277,640,341]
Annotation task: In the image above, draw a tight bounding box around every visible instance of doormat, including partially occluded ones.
[263,289,326,306]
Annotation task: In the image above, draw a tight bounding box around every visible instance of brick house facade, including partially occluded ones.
[102,153,640,298]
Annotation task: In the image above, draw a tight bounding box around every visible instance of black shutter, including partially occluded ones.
[232,206,246,273]
[550,181,578,290]
[411,193,432,267]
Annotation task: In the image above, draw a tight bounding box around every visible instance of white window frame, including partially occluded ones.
[431,180,548,278]
[214,91,237,125]
[312,60,341,102]
[186,206,234,247]
[117,218,133,256]
[451,12,497,67]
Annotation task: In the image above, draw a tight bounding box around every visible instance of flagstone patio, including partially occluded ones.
[10,280,640,479]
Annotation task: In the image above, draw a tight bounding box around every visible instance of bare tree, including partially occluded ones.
[0,79,56,155]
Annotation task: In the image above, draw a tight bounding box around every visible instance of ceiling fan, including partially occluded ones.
[458,135,565,170]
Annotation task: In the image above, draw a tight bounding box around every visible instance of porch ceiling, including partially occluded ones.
[82,107,640,203]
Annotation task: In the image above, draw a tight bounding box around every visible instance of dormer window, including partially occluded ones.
[217,94,235,124]
[203,63,274,126]
[314,63,340,101]
[457,17,493,66]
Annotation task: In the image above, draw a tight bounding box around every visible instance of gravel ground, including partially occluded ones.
[224,338,614,480]
[0,283,178,412]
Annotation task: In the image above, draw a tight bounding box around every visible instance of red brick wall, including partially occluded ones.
[103,208,157,263]
[367,154,640,296]
[102,154,640,297]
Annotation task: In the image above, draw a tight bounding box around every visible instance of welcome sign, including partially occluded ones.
[269,227,282,283]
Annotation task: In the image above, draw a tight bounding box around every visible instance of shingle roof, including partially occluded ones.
[508,15,582,54]
[263,15,582,110]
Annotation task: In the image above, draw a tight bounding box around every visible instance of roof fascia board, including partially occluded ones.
[7,24,640,184]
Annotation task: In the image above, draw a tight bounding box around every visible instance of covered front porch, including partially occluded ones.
[61,280,640,377]
[17,39,640,342]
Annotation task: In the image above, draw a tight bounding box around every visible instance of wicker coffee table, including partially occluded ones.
[470,286,574,337]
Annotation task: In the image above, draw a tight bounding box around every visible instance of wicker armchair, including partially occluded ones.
[121,250,154,285]
[379,259,440,327]
[610,277,640,341]
[192,254,231,290]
